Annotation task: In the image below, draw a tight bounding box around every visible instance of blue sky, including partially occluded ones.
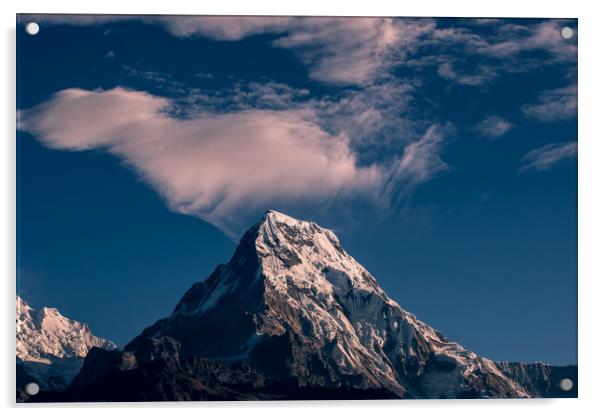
[17,15,577,364]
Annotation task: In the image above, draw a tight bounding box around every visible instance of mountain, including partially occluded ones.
[34,211,577,401]
[16,296,117,397]
[496,361,577,398]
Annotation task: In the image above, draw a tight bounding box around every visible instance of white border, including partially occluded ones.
[2,1,601,415]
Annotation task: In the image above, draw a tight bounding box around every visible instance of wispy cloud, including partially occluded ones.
[26,15,435,86]
[384,124,452,209]
[25,16,575,88]
[16,16,577,233]
[519,141,577,172]
[18,87,450,236]
[475,116,514,139]
[121,63,422,164]
[412,20,576,86]
[475,21,577,62]
[193,72,214,80]
[272,18,435,86]
[522,84,577,122]
[437,62,497,86]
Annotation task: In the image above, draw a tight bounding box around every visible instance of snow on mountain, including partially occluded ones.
[107,210,530,399]
[496,361,577,398]
[16,296,116,392]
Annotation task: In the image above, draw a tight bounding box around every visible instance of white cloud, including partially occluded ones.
[21,15,293,40]
[175,16,431,86]
[437,62,497,86]
[25,16,576,88]
[121,64,421,163]
[16,16,577,233]
[19,87,449,236]
[28,15,420,86]
[475,116,514,139]
[384,124,451,209]
[475,21,577,62]
[519,141,577,172]
[417,20,576,85]
[522,84,577,122]
[272,18,432,86]
[153,16,294,39]
[311,81,418,155]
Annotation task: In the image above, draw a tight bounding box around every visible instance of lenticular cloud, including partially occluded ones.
[19,87,449,237]
[19,88,385,236]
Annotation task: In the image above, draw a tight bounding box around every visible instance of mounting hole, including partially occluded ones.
[560,27,573,40]
[24,382,39,395]
[559,378,574,391]
[25,22,40,36]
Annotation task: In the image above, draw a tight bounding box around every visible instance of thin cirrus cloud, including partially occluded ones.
[411,20,576,85]
[384,124,451,210]
[522,84,577,122]
[437,62,497,86]
[519,141,577,172]
[24,15,576,89]
[18,87,449,237]
[475,116,514,139]
[26,15,431,87]
[474,21,577,62]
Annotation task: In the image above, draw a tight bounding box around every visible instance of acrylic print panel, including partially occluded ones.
[16,14,577,402]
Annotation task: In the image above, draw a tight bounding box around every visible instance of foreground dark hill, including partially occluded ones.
[34,211,576,401]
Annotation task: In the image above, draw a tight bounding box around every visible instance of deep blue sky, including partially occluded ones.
[17,16,577,365]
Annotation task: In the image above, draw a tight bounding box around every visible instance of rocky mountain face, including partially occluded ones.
[30,211,577,401]
[496,361,577,398]
[16,296,117,396]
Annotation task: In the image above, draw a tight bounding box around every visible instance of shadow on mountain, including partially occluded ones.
[33,355,398,402]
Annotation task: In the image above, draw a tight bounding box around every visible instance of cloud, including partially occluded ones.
[384,124,452,209]
[519,141,577,172]
[475,21,577,62]
[272,18,433,86]
[153,16,294,39]
[16,16,577,233]
[310,81,419,158]
[124,74,312,116]
[475,116,514,139]
[121,63,421,163]
[18,87,449,236]
[437,62,497,86]
[25,15,576,89]
[522,84,577,122]
[175,16,432,86]
[412,20,576,85]
[193,72,214,80]
[154,15,418,85]
[28,15,427,86]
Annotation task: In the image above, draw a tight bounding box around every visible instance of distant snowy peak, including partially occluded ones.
[16,296,116,364]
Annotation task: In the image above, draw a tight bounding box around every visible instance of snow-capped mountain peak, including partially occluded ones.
[257,210,387,297]
[120,211,532,398]
[16,296,118,394]
[16,296,116,364]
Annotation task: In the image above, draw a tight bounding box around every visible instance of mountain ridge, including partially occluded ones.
[27,211,577,401]
[16,296,117,396]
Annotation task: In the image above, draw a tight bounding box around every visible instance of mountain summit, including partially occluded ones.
[16,296,116,395]
[43,211,575,401]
